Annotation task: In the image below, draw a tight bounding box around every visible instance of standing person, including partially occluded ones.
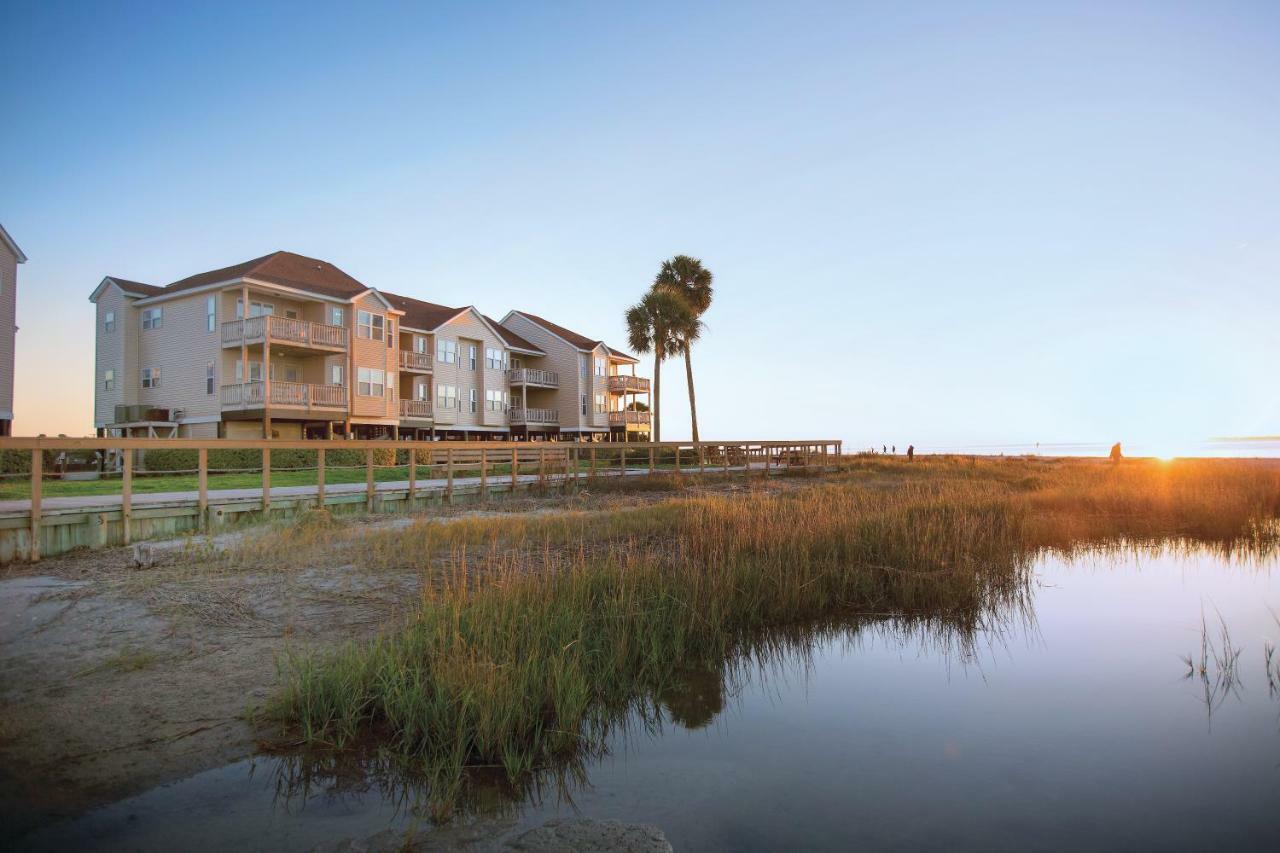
[882,444,887,454]
[907,445,914,462]
[892,445,896,454]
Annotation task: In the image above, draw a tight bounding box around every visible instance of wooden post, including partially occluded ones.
[198,448,208,529]
[511,447,518,489]
[620,446,626,477]
[408,448,417,504]
[675,444,681,474]
[29,449,41,562]
[648,446,655,473]
[366,448,375,512]
[480,447,487,494]
[698,443,705,474]
[262,448,271,513]
[590,447,596,479]
[317,447,326,508]
[122,448,133,546]
[446,448,454,502]
[539,447,546,484]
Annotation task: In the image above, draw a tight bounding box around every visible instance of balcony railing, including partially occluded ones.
[608,410,651,426]
[400,399,433,419]
[221,316,348,350]
[399,350,433,372]
[606,375,649,394]
[509,407,559,426]
[220,381,348,411]
[508,367,559,387]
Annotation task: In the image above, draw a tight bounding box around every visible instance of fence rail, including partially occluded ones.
[0,436,842,562]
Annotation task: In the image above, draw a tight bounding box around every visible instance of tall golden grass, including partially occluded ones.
[259,456,1280,814]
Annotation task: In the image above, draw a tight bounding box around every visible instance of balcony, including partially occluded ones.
[220,381,348,412]
[608,410,651,427]
[399,350,433,372]
[221,316,348,352]
[606,375,649,394]
[508,367,559,388]
[509,407,559,426]
[400,399,433,420]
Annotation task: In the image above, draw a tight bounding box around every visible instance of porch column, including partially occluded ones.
[263,339,272,439]
[239,282,249,425]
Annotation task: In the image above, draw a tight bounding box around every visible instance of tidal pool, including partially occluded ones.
[16,545,1280,851]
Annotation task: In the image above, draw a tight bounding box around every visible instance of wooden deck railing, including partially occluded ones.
[221,316,348,350]
[508,367,559,387]
[399,350,433,371]
[0,436,842,562]
[400,399,433,419]
[509,407,559,425]
[221,382,348,410]
[606,375,649,393]
[608,410,651,426]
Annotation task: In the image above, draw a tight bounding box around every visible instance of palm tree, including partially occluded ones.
[625,289,689,442]
[653,255,713,442]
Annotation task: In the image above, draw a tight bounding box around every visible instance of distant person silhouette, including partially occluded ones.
[907,445,914,462]
[882,444,887,454]
[1109,442,1123,463]
[892,445,896,454]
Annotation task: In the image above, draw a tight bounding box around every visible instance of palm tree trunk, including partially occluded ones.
[652,352,661,442]
[683,344,698,443]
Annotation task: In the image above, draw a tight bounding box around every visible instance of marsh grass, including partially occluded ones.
[260,456,1280,817]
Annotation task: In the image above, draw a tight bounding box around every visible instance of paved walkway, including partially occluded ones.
[0,463,772,517]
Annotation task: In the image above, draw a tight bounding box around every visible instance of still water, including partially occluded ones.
[19,546,1280,851]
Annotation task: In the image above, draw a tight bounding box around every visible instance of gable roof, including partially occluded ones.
[506,310,601,351]
[505,310,640,362]
[159,251,369,299]
[381,291,467,331]
[483,315,542,354]
[89,276,165,302]
[0,223,26,263]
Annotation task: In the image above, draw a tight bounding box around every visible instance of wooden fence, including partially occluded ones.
[0,437,842,562]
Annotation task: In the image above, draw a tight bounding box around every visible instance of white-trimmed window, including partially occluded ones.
[357,310,384,340]
[413,335,428,354]
[141,367,161,388]
[486,389,505,411]
[436,384,458,409]
[234,361,265,382]
[329,306,344,326]
[104,311,115,333]
[580,354,589,380]
[469,388,478,413]
[206,297,216,332]
[235,300,273,318]
[485,347,506,370]
[357,367,386,396]
[414,381,429,401]
[330,364,344,386]
[595,357,605,377]
[206,362,215,395]
[141,308,162,330]
[468,345,477,370]
[581,394,587,416]
[103,369,115,391]
[386,319,395,348]
[437,339,457,364]
[594,393,606,414]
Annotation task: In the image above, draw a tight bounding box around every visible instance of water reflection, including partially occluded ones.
[16,540,1280,852]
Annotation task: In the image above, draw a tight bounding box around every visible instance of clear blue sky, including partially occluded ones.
[3,1,1277,452]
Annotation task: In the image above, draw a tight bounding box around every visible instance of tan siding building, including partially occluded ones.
[0,225,25,436]
[90,251,647,441]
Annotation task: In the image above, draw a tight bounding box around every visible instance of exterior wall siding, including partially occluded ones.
[500,314,605,433]
[0,242,17,420]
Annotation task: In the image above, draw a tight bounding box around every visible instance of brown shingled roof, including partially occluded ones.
[152,251,369,299]
[381,292,466,331]
[107,277,166,297]
[483,315,542,353]
[508,310,601,351]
